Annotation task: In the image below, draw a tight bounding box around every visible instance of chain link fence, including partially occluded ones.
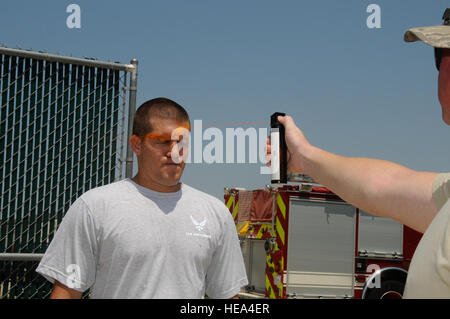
[0,47,137,298]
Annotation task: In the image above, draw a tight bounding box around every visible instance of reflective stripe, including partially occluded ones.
[277,193,286,219]
[266,275,276,299]
[238,222,250,236]
[257,225,264,238]
[233,202,239,220]
[226,196,234,209]
[276,217,285,246]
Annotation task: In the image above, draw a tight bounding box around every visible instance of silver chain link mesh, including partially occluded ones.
[0,50,132,298]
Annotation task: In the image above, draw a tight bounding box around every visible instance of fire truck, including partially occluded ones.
[224,175,422,299]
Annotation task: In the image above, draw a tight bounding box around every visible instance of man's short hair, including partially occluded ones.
[132,97,190,137]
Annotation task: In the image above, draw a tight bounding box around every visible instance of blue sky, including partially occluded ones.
[1,1,449,200]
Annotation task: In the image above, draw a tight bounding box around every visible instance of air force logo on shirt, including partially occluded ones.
[190,215,207,232]
[187,215,211,239]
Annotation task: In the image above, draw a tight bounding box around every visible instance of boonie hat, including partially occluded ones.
[404,8,450,48]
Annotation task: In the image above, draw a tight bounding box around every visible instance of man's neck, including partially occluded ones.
[131,175,182,193]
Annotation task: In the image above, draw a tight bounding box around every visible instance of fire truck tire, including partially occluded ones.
[364,280,405,299]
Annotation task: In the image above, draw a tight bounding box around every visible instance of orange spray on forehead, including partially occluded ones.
[143,122,191,142]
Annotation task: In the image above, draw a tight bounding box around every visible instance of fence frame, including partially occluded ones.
[0,47,138,265]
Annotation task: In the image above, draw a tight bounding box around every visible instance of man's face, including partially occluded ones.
[438,48,450,125]
[132,117,190,191]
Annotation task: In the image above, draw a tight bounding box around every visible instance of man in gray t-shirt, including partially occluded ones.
[36,97,248,298]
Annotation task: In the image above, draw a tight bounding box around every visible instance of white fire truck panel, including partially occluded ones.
[286,198,356,297]
[241,239,266,293]
[358,211,403,257]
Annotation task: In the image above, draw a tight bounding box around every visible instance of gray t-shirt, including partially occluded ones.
[36,179,248,298]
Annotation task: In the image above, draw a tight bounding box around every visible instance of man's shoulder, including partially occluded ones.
[80,179,132,203]
[182,185,233,227]
[182,184,230,216]
[183,184,224,206]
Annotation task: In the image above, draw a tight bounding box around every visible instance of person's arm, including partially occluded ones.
[36,197,98,298]
[50,280,82,299]
[268,115,438,233]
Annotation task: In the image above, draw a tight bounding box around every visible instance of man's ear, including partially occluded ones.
[129,135,143,156]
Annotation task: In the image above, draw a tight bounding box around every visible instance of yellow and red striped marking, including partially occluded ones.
[265,192,289,299]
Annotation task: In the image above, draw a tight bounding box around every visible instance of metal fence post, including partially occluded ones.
[126,59,138,179]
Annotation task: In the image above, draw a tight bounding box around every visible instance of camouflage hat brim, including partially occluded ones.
[404,25,450,48]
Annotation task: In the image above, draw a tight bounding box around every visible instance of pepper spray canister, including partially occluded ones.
[270,112,287,184]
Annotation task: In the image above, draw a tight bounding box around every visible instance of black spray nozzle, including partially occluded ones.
[271,112,286,127]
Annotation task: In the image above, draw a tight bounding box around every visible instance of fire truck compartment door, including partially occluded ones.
[241,239,267,293]
[286,199,356,297]
[358,210,403,257]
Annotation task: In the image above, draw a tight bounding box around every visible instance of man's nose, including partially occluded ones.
[167,140,188,164]
[166,140,180,156]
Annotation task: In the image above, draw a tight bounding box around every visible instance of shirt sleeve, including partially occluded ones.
[432,173,450,211]
[205,207,248,299]
[35,197,98,292]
